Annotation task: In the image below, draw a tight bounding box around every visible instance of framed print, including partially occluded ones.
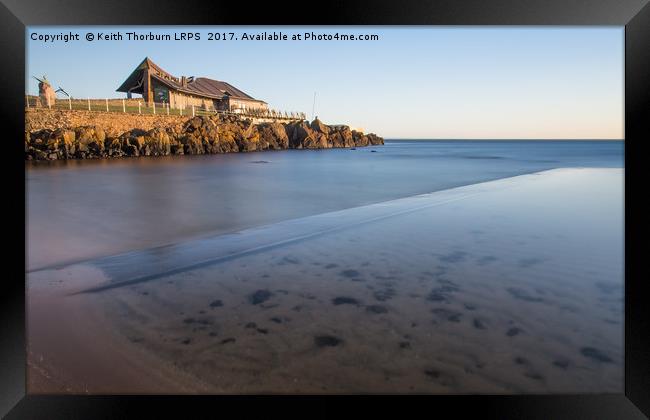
[2,0,649,418]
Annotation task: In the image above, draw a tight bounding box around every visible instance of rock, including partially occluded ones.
[310,118,330,135]
[314,335,343,347]
[352,130,369,147]
[258,122,289,149]
[249,289,273,305]
[24,112,384,160]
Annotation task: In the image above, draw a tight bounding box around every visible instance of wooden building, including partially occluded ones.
[116,57,268,112]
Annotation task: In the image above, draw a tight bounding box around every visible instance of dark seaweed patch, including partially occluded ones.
[181,338,191,345]
[438,251,467,263]
[506,327,523,337]
[473,318,486,330]
[426,291,448,303]
[507,287,543,302]
[553,359,570,369]
[245,322,257,329]
[340,269,361,278]
[314,335,343,347]
[220,338,236,344]
[256,328,268,334]
[373,288,396,301]
[208,331,218,337]
[270,317,283,323]
[325,263,339,269]
[514,357,529,365]
[209,300,223,308]
[183,318,212,325]
[249,289,273,305]
[332,296,360,306]
[477,256,498,265]
[432,308,462,322]
[366,305,388,314]
[580,347,613,363]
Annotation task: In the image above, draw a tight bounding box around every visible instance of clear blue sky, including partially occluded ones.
[26,26,623,139]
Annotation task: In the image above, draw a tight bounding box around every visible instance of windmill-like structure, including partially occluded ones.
[33,75,56,108]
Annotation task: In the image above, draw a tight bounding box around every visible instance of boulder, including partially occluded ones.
[258,122,289,150]
[310,118,330,135]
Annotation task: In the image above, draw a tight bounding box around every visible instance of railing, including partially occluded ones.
[25,96,306,121]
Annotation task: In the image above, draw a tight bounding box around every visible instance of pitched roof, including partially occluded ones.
[116,57,265,103]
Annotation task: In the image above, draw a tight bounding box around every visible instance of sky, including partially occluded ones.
[26,26,624,139]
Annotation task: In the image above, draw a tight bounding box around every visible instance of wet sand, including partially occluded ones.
[27,168,624,393]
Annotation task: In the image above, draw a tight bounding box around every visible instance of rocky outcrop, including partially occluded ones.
[25,114,384,161]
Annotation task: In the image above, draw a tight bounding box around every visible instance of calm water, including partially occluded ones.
[26,140,623,270]
[28,168,624,393]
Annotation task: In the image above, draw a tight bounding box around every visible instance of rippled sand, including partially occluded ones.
[27,168,623,393]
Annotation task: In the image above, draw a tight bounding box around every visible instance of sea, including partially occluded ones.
[26,139,625,393]
[26,140,623,271]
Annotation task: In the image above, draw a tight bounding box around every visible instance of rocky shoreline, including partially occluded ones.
[25,111,383,161]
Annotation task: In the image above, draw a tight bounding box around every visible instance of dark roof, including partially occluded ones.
[116,57,265,103]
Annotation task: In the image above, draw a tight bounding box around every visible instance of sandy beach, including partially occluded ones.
[27,168,624,394]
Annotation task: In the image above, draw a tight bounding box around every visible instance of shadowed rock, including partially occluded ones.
[506,327,523,337]
[332,296,360,306]
[314,335,343,347]
[209,300,223,308]
[432,308,462,322]
[473,318,486,330]
[340,269,361,278]
[249,289,273,305]
[366,305,388,314]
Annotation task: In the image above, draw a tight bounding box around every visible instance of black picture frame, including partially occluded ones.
[3,0,649,418]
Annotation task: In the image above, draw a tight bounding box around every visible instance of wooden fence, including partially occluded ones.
[25,96,307,121]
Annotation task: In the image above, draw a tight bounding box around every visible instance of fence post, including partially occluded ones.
[87,98,90,111]
[192,105,195,117]
[68,97,71,110]
[26,95,29,109]
[138,101,141,114]
[105,98,109,112]
[153,102,156,115]
[123,99,126,113]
